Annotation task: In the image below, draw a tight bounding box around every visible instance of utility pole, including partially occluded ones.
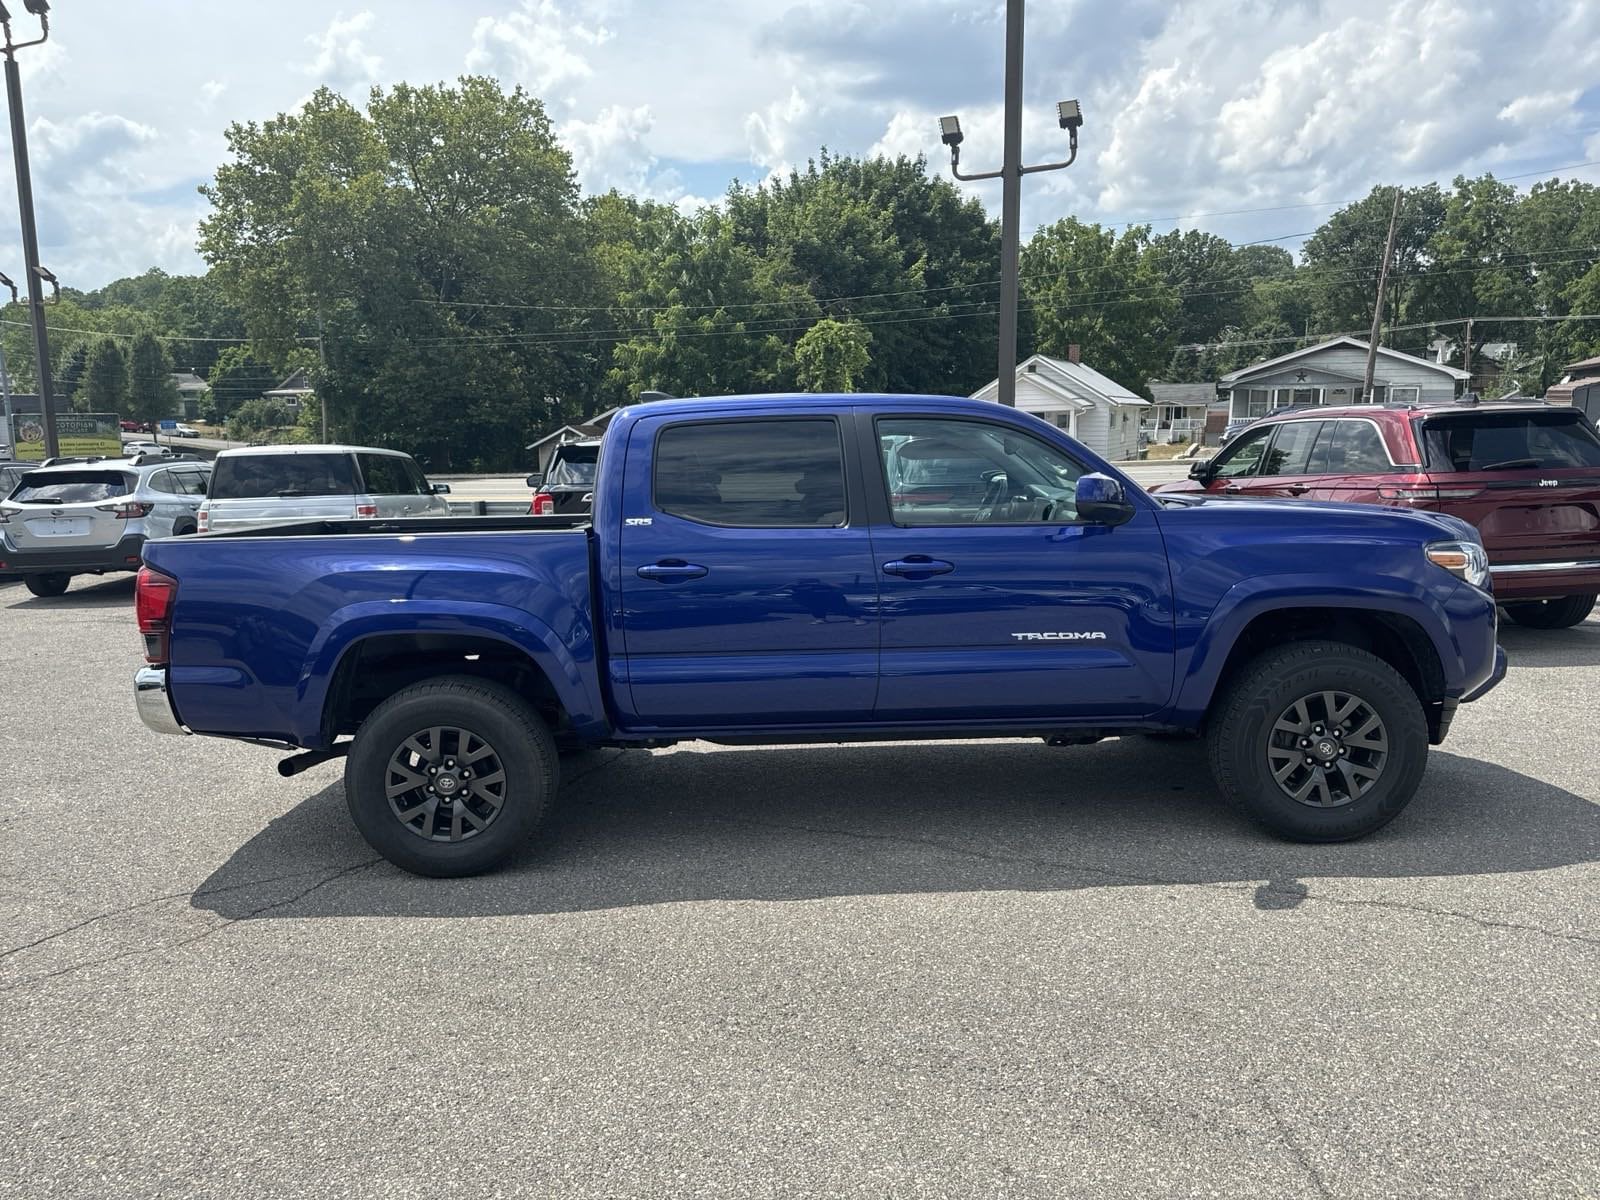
[1462,316,1473,379]
[1363,187,1402,403]
[2,1,56,457]
[315,311,329,442]
[939,0,1082,406]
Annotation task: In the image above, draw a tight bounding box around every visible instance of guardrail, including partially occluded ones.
[445,500,533,516]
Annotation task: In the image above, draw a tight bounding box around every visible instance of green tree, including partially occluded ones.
[55,342,90,411]
[227,397,296,441]
[794,317,871,391]
[82,338,129,415]
[199,78,600,470]
[1300,184,1446,333]
[1415,175,1531,364]
[126,332,178,429]
[598,199,816,404]
[1147,229,1247,347]
[725,151,1001,393]
[206,345,278,420]
[1019,218,1178,392]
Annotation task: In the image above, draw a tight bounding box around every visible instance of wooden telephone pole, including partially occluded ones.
[1363,188,1402,402]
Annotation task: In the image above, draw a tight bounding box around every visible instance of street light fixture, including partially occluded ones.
[937,1,1085,406]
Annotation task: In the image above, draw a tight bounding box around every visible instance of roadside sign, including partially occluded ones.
[159,419,178,430]
[8,412,123,461]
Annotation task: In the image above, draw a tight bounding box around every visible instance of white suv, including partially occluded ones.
[0,455,211,597]
[200,444,451,533]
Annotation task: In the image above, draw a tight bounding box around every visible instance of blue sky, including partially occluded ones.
[5,0,1600,289]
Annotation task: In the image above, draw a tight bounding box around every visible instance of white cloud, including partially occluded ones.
[561,104,655,194]
[304,11,382,90]
[466,1,598,98]
[745,88,811,177]
[30,112,158,181]
[1498,90,1582,127]
[199,80,228,110]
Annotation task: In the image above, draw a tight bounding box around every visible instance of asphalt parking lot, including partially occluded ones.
[2,573,1596,1198]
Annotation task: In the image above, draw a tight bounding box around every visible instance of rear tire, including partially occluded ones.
[24,573,71,598]
[1502,593,1596,629]
[343,675,558,877]
[1207,640,1428,842]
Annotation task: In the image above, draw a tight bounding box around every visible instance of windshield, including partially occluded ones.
[210,453,357,499]
[10,471,131,504]
[545,448,598,488]
[1420,411,1600,471]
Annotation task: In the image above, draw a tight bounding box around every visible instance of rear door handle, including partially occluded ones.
[636,560,708,582]
[1283,484,1310,496]
[882,556,955,578]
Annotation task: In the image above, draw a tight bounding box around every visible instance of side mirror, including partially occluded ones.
[1075,472,1135,527]
[1187,458,1214,484]
[525,473,541,488]
[431,483,451,495]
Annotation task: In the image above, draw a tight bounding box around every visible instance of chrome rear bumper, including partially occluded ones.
[1490,558,1600,576]
[134,666,189,736]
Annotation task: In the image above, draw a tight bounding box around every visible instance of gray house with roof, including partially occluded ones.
[1219,336,1470,421]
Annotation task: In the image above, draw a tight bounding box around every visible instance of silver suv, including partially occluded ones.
[0,455,211,597]
[200,444,450,533]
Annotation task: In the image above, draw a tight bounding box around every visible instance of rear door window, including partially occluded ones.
[1420,411,1600,471]
[654,419,846,527]
[210,453,357,499]
[146,470,180,494]
[1326,421,1392,474]
[358,454,421,496]
[1259,421,1322,476]
[10,471,131,504]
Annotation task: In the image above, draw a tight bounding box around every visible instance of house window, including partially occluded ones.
[1391,386,1420,404]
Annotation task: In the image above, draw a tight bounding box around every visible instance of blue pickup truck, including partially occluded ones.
[134,394,1505,876]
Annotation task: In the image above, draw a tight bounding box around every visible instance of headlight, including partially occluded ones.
[1425,540,1490,590]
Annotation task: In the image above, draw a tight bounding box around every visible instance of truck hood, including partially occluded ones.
[1155,492,1478,544]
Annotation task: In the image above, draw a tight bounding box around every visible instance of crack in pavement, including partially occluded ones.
[0,864,357,961]
[0,859,383,994]
[1260,1082,1335,1199]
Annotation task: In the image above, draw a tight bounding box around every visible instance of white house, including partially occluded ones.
[972,348,1150,461]
[1218,336,1470,421]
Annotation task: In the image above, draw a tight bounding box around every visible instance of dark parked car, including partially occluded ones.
[1155,402,1600,627]
[527,438,599,515]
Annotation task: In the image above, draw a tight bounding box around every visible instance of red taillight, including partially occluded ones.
[355,503,378,518]
[531,492,555,515]
[135,565,178,665]
[1376,485,1483,506]
[197,508,209,532]
[96,500,155,519]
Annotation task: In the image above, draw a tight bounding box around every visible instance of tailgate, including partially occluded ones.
[1416,409,1600,563]
[1,471,134,551]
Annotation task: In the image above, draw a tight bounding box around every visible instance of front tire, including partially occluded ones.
[1207,641,1428,842]
[1502,593,1595,629]
[344,676,558,877]
[24,572,71,598]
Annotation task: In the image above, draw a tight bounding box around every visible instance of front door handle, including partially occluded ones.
[882,556,955,578]
[636,560,708,582]
[1282,484,1310,496]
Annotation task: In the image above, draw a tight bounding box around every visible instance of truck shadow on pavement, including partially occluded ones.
[191,739,1598,920]
[2,575,135,609]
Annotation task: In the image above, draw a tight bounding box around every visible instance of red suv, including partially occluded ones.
[1155,403,1600,628]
